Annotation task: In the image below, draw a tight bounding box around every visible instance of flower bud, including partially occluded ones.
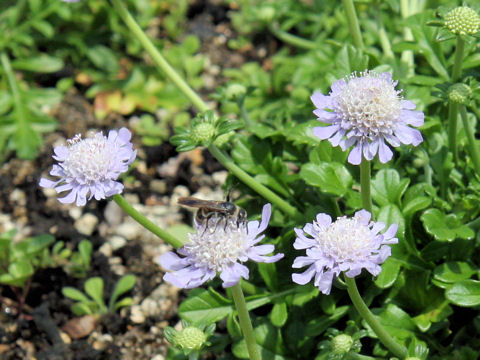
[445,6,480,35]
[175,326,208,350]
[258,6,276,23]
[331,334,354,354]
[448,83,472,104]
[225,84,247,101]
[191,122,216,145]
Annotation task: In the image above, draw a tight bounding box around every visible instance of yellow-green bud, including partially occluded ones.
[331,334,354,354]
[191,123,216,144]
[445,6,480,35]
[258,6,276,23]
[448,83,472,104]
[225,84,247,101]
[175,326,207,350]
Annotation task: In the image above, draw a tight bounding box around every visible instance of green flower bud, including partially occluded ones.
[331,334,354,354]
[225,84,247,101]
[445,6,480,35]
[448,83,472,104]
[258,6,276,23]
[213,131,234,148]
[175,326,208,351]
[191,122,216,145]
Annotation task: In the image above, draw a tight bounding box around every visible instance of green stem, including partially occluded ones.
[360,160,372,213]
[345,276,407,359]
[376,12,393,60]
[342,0,364,49]
[346,353,383,360]
[448,101,459,163]
[113,194,183,248]
[231,282,261,360]
[451,36,465,82]
[208,144,297,218]
[460,106,480,177]
[400,0,415,77]
[109,0,208,112]
[268,24,317,50]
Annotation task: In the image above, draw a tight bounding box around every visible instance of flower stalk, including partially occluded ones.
[208,144,297,218]
[360,160,372,213]
[113,194,183,248]
[460,106,480,177]
[110,0,298,219]
[448,36,466,162]
[345,276,407,359]
[268,23,318,50]
[109,0,208,113]
[231,282,261,360]
[342,0,364,49]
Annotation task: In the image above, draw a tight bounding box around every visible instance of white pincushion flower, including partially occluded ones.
[292,210,398,295]
[158,204,284,288]
[312,71,424,165]
[39,128,136,206]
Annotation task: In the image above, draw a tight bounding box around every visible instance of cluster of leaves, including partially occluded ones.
[0,230,93,287]
[62,274,136,316]
[165,0,480,359]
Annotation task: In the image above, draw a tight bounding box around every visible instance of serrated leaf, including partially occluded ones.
[299,162,352,196]
[421,209,474,242]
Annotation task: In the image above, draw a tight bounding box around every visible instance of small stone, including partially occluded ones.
[69,207,82,221]
[116,221,141,240]
[150,179,167,194]
[124,193,140,204]
[151,355,165,360]
[99,243,113,257]
[9,189,26,206]
[92,334,113,351]
[104,201,124,227]
[74,213,98,236]
[212,171,228,185]
[109,235,127,250]
[59,331,71,344]
[130,305,146,324]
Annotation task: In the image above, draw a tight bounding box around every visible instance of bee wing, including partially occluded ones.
[178,197,225,211]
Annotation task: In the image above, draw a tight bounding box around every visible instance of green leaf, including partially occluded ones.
[86,45,119,74]
[270,302,288,327]
[12,55,64,73]
[433,262,476,284]
[446,280,480,307]
[375,258,401,288]
[233,321,288,360]
[305,305,349,337]
[179,288,233,325]
[78,239,92,267]
[372,169,409,206]
[334,44,369,76]
[84,277,105,310]
[299,162,352,196]
[27,234,55,255]
[402,196,431,218]
[114,297,133,311]
[0,260,34,286]
[109,274,136,310]
[373,304,416,340]
[62,287,91,302]
[421,209,474,242]
[71,302,94,316]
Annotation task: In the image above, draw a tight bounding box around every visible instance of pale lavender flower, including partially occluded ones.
[292,210,398,295]
[39,128,136,206]
[311,71,424,165]
[158,204,284,289]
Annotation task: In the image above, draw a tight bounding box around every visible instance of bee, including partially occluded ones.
[178,196,247,230]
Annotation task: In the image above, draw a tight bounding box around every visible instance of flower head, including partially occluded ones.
[158,203,284,288]
[312,71,424,165]
[292,210,398,295]
[39,128,136,206]
[445,6,480,35]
